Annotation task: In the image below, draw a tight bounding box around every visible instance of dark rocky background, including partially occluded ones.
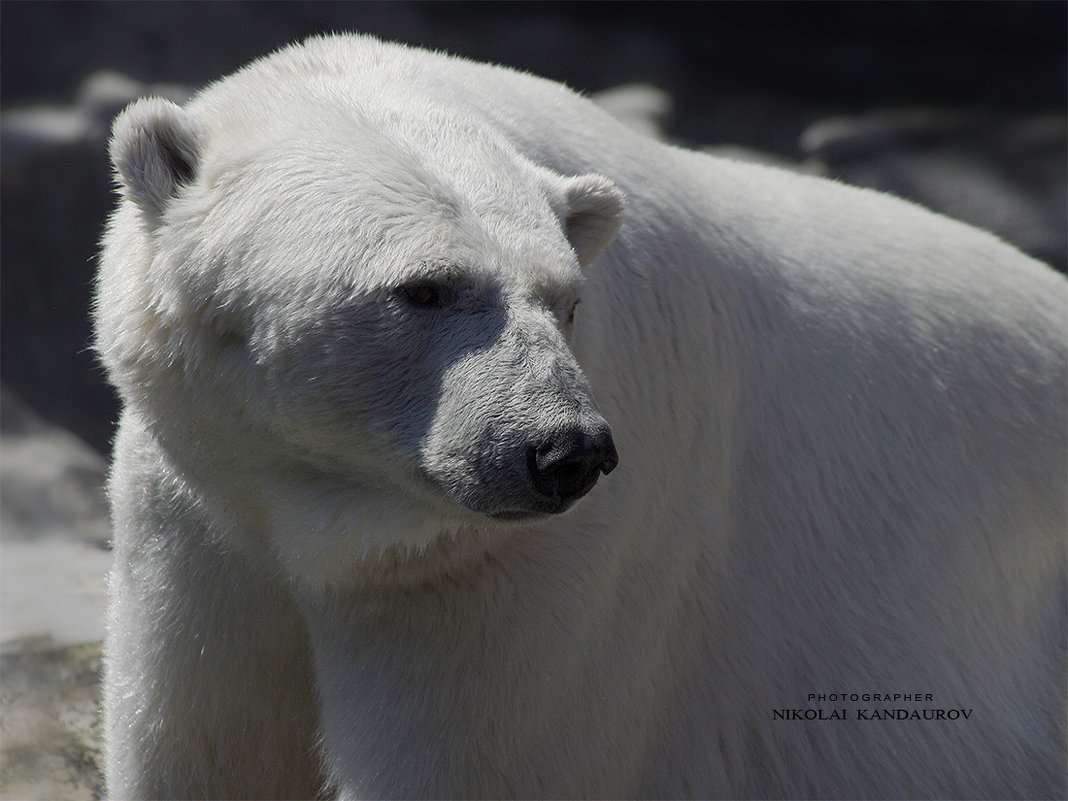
[1,3,1065,797]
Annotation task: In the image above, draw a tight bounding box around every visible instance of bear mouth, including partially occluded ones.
[483,483,597,521]
[488,509,551,521]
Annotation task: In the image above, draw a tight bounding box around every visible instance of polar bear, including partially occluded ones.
[95,34,1066,800]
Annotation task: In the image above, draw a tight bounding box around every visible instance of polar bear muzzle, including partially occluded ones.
[428,402,619,522]
[420,303,619,521]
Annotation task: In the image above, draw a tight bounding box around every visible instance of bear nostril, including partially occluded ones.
[528,426,618,509]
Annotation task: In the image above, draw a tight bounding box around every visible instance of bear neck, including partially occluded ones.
[293,518,716,798]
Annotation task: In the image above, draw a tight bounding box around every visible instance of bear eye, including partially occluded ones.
[400,281,441,307]
[565,298,580,326]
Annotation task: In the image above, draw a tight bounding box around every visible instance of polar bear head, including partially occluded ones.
[97,93,622,587]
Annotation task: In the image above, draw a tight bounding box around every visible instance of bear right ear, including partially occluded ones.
[109,97,202,223]
[557,174,625,268]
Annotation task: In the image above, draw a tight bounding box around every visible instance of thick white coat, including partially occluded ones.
[96,34,1067,800]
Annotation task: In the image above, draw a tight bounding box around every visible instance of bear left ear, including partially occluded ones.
[109,97,203,224]
[558,174,624,267]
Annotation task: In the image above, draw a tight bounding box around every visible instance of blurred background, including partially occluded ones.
[1,2,1065,797]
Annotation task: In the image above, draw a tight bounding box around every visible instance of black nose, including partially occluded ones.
[527,425,618,510]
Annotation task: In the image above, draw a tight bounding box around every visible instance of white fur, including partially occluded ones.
[96,34,1067,800]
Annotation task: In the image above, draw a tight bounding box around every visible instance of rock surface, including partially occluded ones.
[0,643,104,801]
[1,389,108,799]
